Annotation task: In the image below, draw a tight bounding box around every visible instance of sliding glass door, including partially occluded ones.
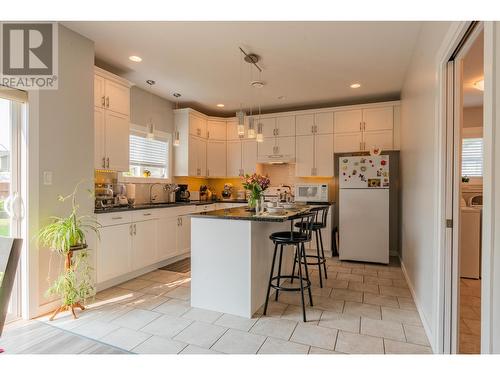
[0,93,25,323]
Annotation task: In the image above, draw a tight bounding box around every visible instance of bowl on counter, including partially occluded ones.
[266,207,286,215]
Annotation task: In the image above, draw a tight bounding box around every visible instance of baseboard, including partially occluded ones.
[399,258,437,354]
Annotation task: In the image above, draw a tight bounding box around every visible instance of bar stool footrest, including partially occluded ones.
[297,254,327,267]
[269,275,311,292]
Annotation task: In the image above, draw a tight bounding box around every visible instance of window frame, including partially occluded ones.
[119,123,173,183]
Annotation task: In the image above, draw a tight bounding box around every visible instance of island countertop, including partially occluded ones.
[190,205,316,222]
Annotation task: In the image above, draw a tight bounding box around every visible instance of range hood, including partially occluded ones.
[257,155,296,164]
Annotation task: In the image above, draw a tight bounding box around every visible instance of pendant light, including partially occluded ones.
[247,116,256,138]
[146,80,155,139]
[173,92,181,147]
[256,102,264,143]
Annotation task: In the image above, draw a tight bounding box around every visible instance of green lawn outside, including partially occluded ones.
[0,218,9,237]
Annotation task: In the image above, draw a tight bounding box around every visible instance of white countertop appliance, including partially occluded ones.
[294,183,329,203]
[339,155,390,264]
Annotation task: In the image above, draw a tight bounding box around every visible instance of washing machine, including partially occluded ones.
[460,193,482,279]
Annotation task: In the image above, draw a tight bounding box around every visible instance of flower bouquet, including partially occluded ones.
[241,173,271,210]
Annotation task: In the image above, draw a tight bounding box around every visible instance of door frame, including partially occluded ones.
[437,21,499,354]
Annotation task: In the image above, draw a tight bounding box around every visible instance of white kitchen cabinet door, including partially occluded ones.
[333,132,363,153]
[260,117,277,138]
[226,120,242,140]
[276,116,295,137]
[105,111,130,171]
[296,114,315,136]
[189,114,207,138]
[334,110,363,134]
[94,75,105,108]
[188,136,199,176]
[104,79,130,116]
[363,130,394,151]
[315,112,334,134]
[207,120,227,140]
[198,138,207,177]
[257,137,276,160]
[241,139,257,175]
[276,136,295,158]
[132,220,158,271]
[315,133,334,176]
[363,107,393,131]
[94,107,106,169]
[226,140,242,176]
[295,135,315,177]
[177,216,191,255]
[157,216,178,261]
[97,224,132,283]
[207,140,226,177]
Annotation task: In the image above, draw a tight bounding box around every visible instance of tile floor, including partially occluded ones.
[459,278,481,354]
[3,256,433,354]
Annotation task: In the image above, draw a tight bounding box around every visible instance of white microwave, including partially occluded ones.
[294,184,329,202]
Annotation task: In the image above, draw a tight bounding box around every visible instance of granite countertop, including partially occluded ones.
[190,206,313,222]
[94,199,248,214]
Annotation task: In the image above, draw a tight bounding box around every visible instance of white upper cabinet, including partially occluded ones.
[334,109,363,134]
[334,132,363,153]
[241,139,257,175]
[227,140,242,177]
[276,116,295,137]
[295,135,315,176]
[260,117,277,138]
[104,80,130,116]
[226,119,242,140]
[315,112,334,134]
[297,112,334,136]
[333,105,395,152]
[94,68,131,171]
[315,133,334,176]
[363,107,393,131]
[189,114,207,138]
[207,140,227,177]
[207,120,227,140]
[104,111,130,172]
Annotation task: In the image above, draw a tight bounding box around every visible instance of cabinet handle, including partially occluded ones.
[143,213,152,216]
[106,157,109,168]
[311,125,314,134]
[133,224,136,235]
[207,131,210,139]
[207,169,209,176]
[360,142,363,151]
[101,96,105,107]
[315,125,318,133]
[129,224,133,235]
[102,157,106,168]
[180,217,183,225]
[112,216,123,220]
[363,121,366,131]
[106,96,109,108]
[360,122,362,131]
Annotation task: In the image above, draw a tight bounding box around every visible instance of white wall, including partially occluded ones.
[399,22,455,352]
[30,25,95,313]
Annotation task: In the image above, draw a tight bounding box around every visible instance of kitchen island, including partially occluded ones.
[190,206,311,318]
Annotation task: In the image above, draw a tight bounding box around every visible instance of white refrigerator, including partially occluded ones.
[339,155,390,264]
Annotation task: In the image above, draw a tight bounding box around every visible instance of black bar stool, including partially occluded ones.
[263,212,316,322]
[291,205,330,288]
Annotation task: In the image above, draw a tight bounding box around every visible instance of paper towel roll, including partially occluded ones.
[126,183,136,199]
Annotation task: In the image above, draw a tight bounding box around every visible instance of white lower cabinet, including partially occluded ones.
[132,219,158,271]
[97,223,132,284]
[177,215,191,255]
[157,215,178,261]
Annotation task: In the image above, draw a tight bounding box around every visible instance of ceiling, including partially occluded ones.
[64,21,422,116]
[462,30,484,108]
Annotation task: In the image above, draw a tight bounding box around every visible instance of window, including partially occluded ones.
[462,138,483,177]
[122,126,171,181]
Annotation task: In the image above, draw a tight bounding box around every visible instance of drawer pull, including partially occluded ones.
[111,216,123,220]
[143,213,152,216]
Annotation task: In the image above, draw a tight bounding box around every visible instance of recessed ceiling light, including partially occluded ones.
[173,93,181,98]
[129,55,142,62]
[277,96,286,100]
[474,79,484,91]
[216,104,225,108]
[350,83,361,89]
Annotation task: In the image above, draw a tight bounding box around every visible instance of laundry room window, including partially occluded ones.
[121,125,172,182]
[462,138,483,177]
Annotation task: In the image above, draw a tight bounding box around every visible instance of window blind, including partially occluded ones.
[129,134,168,169]
[462,138,483,177]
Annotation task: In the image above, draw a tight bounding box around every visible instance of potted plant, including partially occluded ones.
[241,173,270,210]
[37,181,100,320]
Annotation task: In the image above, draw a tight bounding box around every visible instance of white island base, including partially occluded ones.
[191,217,294,318]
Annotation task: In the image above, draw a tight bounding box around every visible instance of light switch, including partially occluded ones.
[43,171,53,185]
